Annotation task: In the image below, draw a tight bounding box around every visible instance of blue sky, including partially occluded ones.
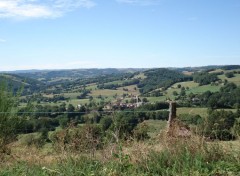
[0,0,239,71]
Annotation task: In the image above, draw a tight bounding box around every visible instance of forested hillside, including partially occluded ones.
[138,68,192,94]
[0,73,45,95]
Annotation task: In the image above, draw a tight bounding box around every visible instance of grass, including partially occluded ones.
[182,71,194,75]
[148,81,222,102]
[177,107,237,118]
[177,107,209,117]
[171,81,199,89]
[187,84,221,94]
[68,99,89,106]
[63,92,81,99]
[90,89,126,97]
[133,73,146,79]
[144,120,167,138]
[104,80,125,85]
[85,83,98,90]
[219,74,240,86]
[117,84,139,96]
[146,96,166,103]
[1,135,240,176]
[169,81,221,95]
[209,69,224,73]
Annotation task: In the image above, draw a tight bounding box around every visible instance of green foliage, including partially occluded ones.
[1,138,240,176]
[100,116,113,131]
[221,65,240,70]
[179,114,203,125]
[138,68,192,94]
[50,124,103,153]
[111,112,139,139]
[19,132,47,148]
[173,90,178,96]
[0,82,24,159]
[133,122,149,141]
[193,72,219,86]
[232,118,240,137]
[0,73,43,95]
[196,83,240,109]
[225,72,235,78]
[200,110,236,140]
[58,114,69,129]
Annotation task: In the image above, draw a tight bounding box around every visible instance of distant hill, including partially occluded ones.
[0,73,45,95]
[16,68,146,82]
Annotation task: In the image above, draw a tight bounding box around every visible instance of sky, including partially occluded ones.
[0,0,240,71]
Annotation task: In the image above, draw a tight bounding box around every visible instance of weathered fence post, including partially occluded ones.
[168,101,177,131]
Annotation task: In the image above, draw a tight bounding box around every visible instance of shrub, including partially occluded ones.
[225,72,234,78]
[50,124,103,155]
[0,82,24,160]
[199,110,236,140]
[100,116,113,131]
[133,122,149,141]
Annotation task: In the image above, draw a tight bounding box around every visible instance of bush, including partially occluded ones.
[50,124,103,154]
[179,114,203,125]
[19,133,46,148]
[225,72,234,78]
[58,115,69,129]
[100,116,113,131]
[199,110,236,140]
[0,82,24,160]
[133,122,149,141]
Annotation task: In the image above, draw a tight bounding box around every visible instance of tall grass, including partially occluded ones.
[1,134,239,176]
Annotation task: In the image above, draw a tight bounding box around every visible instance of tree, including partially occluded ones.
[142,97,148,103]
[100,117,113,131]
[0,82,23,158]
[67,104,75,118]
[200,110,236,140]
[173,91,178,96]
[225,72,234,78]
[133,122,149,141]
[180,89,186,96]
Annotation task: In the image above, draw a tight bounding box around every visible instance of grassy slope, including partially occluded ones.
[219,74,240,86]
[146,69,240,104]
[2,128,239,175]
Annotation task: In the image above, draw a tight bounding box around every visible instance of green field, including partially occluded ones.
[218,74,240,86]
[90,89,125,97]
[64,92,81,99]
[145,120,167,138]
[150,80,222,102]
[146,96,167,103]
[177,107,208,117]
[133,73,146,79]
[104,80,125,85]
[117,84,139,95]
[177,107,237,117]
[68,99,89,106]
[85,83,98,90]
[171,81,199,89]
[187,84,221,94]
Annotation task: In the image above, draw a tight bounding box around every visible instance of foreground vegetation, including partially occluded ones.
[1,134,240,175]
[1,66,240,175]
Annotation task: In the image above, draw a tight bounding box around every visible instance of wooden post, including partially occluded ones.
[168,101,176,129]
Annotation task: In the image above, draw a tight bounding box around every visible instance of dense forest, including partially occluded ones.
[137,68,192,94]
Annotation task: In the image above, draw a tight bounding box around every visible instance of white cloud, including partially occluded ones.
[116,0,161,6]
[0,0,96,19]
